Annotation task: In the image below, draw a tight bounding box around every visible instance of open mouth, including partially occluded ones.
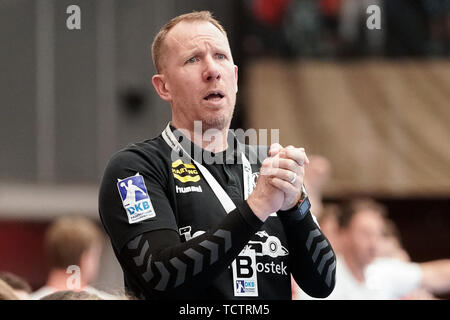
[203,91,225,101]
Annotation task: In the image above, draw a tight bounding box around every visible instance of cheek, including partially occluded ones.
[168,72,196,95]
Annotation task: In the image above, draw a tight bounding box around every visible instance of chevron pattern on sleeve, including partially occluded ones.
[305,228,336,288]
[126,229,232,292]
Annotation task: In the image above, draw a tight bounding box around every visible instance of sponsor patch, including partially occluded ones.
[117,173,156,224]
[171,159,201,183]
[248,231,288,258]
[232,247,259,297]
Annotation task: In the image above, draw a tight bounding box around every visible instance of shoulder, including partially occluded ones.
[104,135,172,177]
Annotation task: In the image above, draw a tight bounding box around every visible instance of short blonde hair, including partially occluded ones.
[0,279,19,300]
[44,216,103,269]
[151,11,228,73]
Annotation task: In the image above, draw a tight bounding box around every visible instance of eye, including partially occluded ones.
[216,53,226,60]
[186,57,199,64]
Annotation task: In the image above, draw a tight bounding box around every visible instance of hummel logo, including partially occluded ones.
[176,185,203,194]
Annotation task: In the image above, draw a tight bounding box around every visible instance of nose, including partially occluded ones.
[203,57,221,82]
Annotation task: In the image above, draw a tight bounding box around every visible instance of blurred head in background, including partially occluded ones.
[377,218,411,262]
[40,289,103,300]
[338,198,386,274]
[44,216,104,288]
[0,272,32,299]
[0,278,19,300]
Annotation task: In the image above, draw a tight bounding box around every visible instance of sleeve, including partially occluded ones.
[277,208,337,298]
[98,148,179,251]
[120,200,263,299]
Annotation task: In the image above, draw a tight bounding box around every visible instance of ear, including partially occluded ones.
[152,74,172,102]
[234,65,238,93]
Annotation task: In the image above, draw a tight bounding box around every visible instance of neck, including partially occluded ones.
[171,120,229,153]
[46,268,87,291]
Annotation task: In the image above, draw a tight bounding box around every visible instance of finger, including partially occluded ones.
[266,167,299,185]
[271,157,300,173]
[269,157,305,179]
[260,157,274,176]
[269,143,283,157]
[269,177,299,195]
[262,157,305,183]
[282,147,309,166]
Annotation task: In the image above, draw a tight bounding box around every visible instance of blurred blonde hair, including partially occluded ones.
[40,290,102,300]
[0,279,19,300]
[44,216,103,269]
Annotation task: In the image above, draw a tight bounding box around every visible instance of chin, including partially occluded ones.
[201,112,233,131]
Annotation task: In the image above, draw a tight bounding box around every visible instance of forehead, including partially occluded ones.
[165,20,230,52]
[350,210,385,229]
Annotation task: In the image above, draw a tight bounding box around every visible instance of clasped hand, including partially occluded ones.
[247,143,309,222]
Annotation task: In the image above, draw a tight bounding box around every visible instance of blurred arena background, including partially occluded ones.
[0,0,449,298]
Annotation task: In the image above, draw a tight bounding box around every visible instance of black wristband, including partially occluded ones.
[278,196,311,222]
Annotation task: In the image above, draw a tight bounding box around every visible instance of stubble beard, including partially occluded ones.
[202,114,230,131]
[200,104,235,132]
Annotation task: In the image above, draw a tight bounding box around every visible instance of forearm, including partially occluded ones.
[278,209,336,298]
[420,259,450,294]
[121,201,263,299]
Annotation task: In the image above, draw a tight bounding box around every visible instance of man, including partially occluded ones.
[298,198,450,300]
[296,198,387,299]
[99,11,336,300]
[30,216,113,300]
[365,218,450,300]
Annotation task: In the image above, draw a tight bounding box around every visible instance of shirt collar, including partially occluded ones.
[169,124,243,165]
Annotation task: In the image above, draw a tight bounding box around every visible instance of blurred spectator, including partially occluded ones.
[318,0,343,54]
[251,0,292,26]
[244,0,448,58]
[322,198,386,299]
[295,198,387,299]
[243,0,294,56]
[295,199,450,299]
[316,203,341,251]
[366,218,450,299]
[0,272,32,299]
[339,0,384,56]
[40,290,102,300]
[39,289,136,300]
[29,216,115,300]
[282,0,323,56]
[304,154,332,218]
[0,278,19,300]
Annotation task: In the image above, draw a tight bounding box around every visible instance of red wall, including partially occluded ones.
[0,220,49,290]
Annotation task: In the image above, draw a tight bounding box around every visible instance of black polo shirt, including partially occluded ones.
[99,126,336,299]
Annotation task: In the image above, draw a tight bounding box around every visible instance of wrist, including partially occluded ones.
[278,185,311,220]
[246,196,269,222]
